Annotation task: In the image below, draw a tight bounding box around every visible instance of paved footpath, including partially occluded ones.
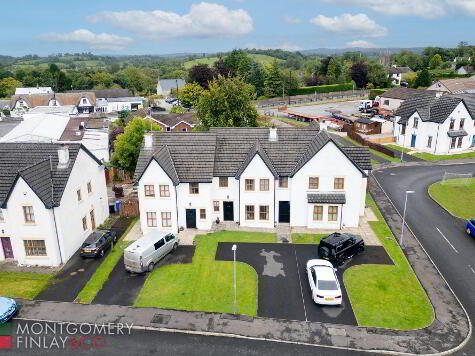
[15,161,472,355]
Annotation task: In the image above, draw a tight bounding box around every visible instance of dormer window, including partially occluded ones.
[81,98,87,105]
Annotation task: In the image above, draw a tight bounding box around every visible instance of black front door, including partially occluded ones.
[279,201,290,223]
[186,209,197,229]
[1,237,14,259]
[223,202,234,221]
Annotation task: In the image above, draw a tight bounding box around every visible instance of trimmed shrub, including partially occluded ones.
[289,83,353,96]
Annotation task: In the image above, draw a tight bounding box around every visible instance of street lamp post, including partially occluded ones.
[232,244,237,314]
[400,191,415,248]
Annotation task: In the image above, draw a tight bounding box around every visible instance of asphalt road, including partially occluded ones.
[372,163,475,356]
[2,319,375,356]
[216,242,391,325]
[36,217,133,302]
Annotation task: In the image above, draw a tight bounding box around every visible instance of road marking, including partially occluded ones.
[469,265,475,275]
[436,227,459,254]
[293,247,308,322]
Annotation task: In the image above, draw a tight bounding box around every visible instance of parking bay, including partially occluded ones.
[216,242,393,325]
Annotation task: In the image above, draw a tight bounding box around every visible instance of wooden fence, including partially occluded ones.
[119,198,140,218]
[347,130,396,158]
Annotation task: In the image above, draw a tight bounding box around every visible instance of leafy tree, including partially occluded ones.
[264,60,283,97]
[429,54,443,69]
[349,61,369,88]
[119,66,154,94]
[0,77,22,98]
[327,58,343,83]
[213,58,231,77]
[223,50,252,79]
[248,61,266,97]
[188,64,214,89]
[178,82,204,108]
[91,71,114,88]
[415,69,432,88]
[170,105,187,114]
[197,76,258,128]
[367,62,389,88]
[111,117,163,172]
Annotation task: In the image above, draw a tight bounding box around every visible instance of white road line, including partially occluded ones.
[469,265,475,275]
[436,227,459,254]
[293,247,308,322]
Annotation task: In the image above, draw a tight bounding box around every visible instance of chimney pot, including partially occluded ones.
[57,146,70,169]
[144,133,153,149]
[269,128,278,142]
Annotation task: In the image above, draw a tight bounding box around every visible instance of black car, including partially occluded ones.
[80,230,118,258]
[318,233,364,266]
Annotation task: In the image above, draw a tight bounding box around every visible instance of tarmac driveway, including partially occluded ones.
[35,217,133,302]
[216,243,392,325]
[92,246,196,306]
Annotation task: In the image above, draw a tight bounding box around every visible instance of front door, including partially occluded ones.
[411,134,417,148]
[223,202,234,221]
[186,209,197,229]
[472,135,475,147]
[1,237,14,259]
[279,201,290,223]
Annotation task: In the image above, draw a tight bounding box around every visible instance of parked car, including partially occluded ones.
[0,297,18,323]
[306,259,342,306]
[318,233,364,266]
[466,219,475,237]
[80,230,118,258]
[124,231,179,273]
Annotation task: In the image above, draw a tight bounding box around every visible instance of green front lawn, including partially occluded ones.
[414,151,475,161]
[343,195,434,330]
[134,231,276,316]
[76,217,138,304]
[428,178,475,219]
[292,233,326,244]
[0,272,52,299]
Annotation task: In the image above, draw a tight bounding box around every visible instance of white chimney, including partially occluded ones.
[269,128,278,142]
[144,133,153,149]
[57,146,70,169]
[436,92,443,98]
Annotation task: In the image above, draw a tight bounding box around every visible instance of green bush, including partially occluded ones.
[369,89,386,100]
[432,73,473,80]
[289,83,353,96]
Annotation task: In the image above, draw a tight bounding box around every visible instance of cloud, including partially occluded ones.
[310,13,387,37]
[320,0,475,18]
[41,29,133,51]
[245,40,303,52]
[346,40,377,48]
[86,3,254,40]
[284,16,301,24]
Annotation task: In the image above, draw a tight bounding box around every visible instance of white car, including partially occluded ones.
[306,259,342,306]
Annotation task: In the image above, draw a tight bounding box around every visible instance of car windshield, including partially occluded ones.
[318,280,338,291]
[82,242,96,248]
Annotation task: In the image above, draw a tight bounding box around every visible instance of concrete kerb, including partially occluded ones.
[369,169,472,356]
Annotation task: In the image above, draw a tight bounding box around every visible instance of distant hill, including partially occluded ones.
[183,54,282,69]
[301,47,426,56]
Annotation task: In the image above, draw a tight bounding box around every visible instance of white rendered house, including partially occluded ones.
[134,127,372,235]
[394,94,475,154]
[0,143,109,266]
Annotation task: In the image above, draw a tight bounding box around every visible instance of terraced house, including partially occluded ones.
[134,127,371,235]
[0,143,109,266]
[394,93,475,154]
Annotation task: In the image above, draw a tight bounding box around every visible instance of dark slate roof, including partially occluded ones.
[308,193,346,204]
[134,128,371,184]
[395,93,475,124]
[389,66,412,75]
[235,140,278,179]
[136,146,180,185]
[355,118,374,124]
[380,87,439,101]
[447,130,468,137]
[0,143,102,209]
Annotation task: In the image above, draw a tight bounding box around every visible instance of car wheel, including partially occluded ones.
[467,228,472,235]
[172,243,178,253]
[148,262,154,272]
[99,250,104,258]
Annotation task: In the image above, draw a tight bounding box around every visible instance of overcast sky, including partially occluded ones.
[2,0,475,56]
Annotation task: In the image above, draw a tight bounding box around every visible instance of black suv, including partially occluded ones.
[80,230,118,258]
[318,233,364,266]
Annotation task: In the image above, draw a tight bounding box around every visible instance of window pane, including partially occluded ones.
[147,212,157,227]
[219,177,228,187]
[309,177,319,189]
[245,205,255,220]
[200,209,206,219]
[190,183,199,194]
[328,206,339,221]
[213,201,220,212]
[161,212,172,227]
[260,179,269,191]
[159,185,170,197]
[24,240,46,256]
[334,178,344,190]
[245,179,255,191]
[313,205,323,221]
[259,206,269,220]
[279,177,288,188]
[87,182,92,194]
[145,185,155,197]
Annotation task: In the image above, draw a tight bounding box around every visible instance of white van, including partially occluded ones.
[124,231,179,273]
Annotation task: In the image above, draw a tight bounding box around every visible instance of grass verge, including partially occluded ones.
[76,217,138,304]
[428,178,475,220]
[292,233,326,244]
[343,194,434,330]
[0,272,52,299]
[134,231,275,316]
[414,151,475,161]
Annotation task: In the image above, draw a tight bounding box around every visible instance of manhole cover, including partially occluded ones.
[151,314,171,325]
